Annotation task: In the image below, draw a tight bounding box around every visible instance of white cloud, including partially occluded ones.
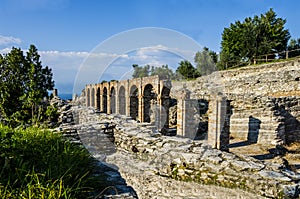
[0,35,21,46]
[38,50,130,93]
[0,45,192,94]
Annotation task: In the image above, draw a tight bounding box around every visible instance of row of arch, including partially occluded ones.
[85,76,171,127]
[84,76,229,150]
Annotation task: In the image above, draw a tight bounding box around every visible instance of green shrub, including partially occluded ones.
[0,125,104,198]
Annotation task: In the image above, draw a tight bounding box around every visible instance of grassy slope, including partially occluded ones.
[0,125,104,199]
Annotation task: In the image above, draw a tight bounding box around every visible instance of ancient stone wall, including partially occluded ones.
[77,112,300,199]
[171,59,300,145]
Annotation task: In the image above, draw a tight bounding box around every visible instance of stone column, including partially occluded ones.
[107,91,111,114]
[115,90,119,114]
[53,89,58,97]
[125,94,131,117]
[176,88,198,138]
[100,94,104,112]
[208,95,229,151]
[159,94,170,132]
[138,95,144,122]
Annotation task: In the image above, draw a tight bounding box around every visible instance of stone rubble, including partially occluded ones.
[57,105,138,199]
[71,105,300,199]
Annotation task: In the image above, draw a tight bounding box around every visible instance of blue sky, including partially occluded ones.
[1,0,300,94]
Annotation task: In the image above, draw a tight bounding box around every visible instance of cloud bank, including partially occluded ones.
[0,35,21,46]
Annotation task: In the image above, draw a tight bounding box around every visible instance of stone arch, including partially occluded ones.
[143,84,156,123]
[96,87,101,110]
[110,87,116,114]
[86,88,90,106]
[161,86,171,130]
[118,86,126,115]
[130,85,138,120]
[91,88,95,107]
[103,87,108,113]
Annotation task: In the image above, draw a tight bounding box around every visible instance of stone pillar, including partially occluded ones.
[107,91,111,114]
[115,91,119,114]
[159,95,169,132]
[93,86,97,109]
[208,95,229,151]
[176,88,198,138]
[100,93,103,112]
[125,94,131,117]
[138,95,144,122]
[53,89,58,97]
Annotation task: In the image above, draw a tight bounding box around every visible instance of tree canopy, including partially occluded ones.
[219,8,290,69]
[176,60,200,80]
[132,64,175,79]
[0,45,54,126]
[194,47,218,76]
[286,38,300,58]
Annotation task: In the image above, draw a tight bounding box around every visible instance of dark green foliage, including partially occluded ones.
[286,38,300,58]
[176,60,200,80]
[132,64,150,78]
[0,45,54,127]
[150,64,175,79]
[0,125,105,198]
[132,64,175,79]
[194,47,218,76]
[219,8,290,69]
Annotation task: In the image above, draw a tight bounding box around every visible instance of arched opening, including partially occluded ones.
[169,98,178,135]
[195,99,209,140]
[118,86,126,115]
[143,84,156,123]
[91,88,95,107]
[96,87,100,111]
[110,87,116,114]
[161,86,171,132]
[86,88,90,107]
[130,85,138,120]
[103,87,108,113]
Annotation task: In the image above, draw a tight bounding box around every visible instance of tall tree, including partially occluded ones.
[0,45,54,126]
[132,64,175,79]
[24,45,54,121]
[194,47,218,76]
[0,48,26,121]
[219,8,290,68]
[286,38,300,58]
[150,64,174,79]
[176,60,199,80]
[132,64,150,78]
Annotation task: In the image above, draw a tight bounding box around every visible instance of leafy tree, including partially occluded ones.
[219,8,290,68]
[0,45,54,126]
[176,60,200,80]
[24,45,54,122]
[132,64,175,79]
[132,64,150,78]
[194,47,218,76]
[0,47,27,122]
[286,38,300,58]
[150,64,174,79]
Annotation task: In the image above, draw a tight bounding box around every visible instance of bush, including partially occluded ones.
[0,125,104,198]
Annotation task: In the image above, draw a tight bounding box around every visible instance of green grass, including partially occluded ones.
[0,125,105,198]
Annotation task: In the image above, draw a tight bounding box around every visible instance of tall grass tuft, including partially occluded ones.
[0,125,105,198]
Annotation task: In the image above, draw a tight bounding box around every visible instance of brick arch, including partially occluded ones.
[160,86,171,130]
[110,86,116,114]
[102,87,108,113]
[143,84,156,123]
[118,86,126,115]
[86,87,90,106]
[96,87,101,110]
[130,85,138,120]
[91,87,95,107]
